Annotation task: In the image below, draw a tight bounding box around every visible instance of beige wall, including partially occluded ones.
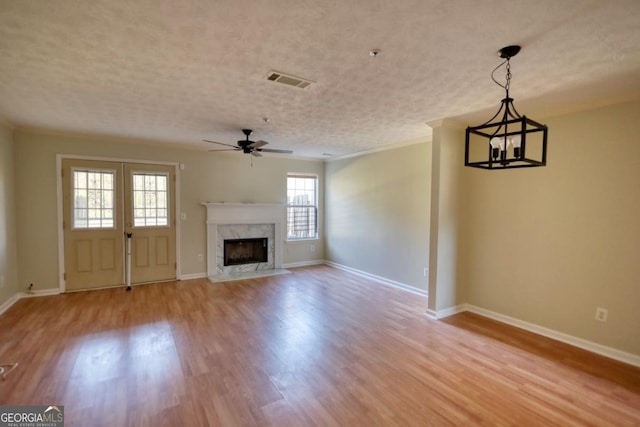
[6,99,639,358]
[325,142,431,291]
[459,99,640,355]
[13,130,324,290]
[0,125,19,304]
[323,99,639,356]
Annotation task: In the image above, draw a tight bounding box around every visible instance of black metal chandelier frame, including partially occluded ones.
[465,45,548,170]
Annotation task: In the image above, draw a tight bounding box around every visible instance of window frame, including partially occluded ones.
[130,170,171,229]
[70,167,117,230]
[286,173,319,241]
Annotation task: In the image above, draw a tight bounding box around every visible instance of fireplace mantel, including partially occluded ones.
[202,203,285,278]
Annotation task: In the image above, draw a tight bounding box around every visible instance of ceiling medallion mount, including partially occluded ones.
[464,45,548,169]
[498,45,521,59]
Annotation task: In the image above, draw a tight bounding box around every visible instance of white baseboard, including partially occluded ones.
[3,268,637,368]
[0,293,21,316]
[463,304,640,368]
[425,304,466,320]
[180,272,208,281]
[283,259,326,268]
[0,288,61,316]
[21,288,61,298]
[326,261,428,297]
[327,263,640,367]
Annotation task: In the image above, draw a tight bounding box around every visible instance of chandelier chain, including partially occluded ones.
[491,59,509,91]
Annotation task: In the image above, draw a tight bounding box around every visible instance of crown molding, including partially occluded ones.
[425,118,466,130]
[325,136,431,162]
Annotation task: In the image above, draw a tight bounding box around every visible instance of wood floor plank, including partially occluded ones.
[0,265,639,426]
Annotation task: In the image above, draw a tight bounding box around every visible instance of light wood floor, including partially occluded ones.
[1,265,639,426]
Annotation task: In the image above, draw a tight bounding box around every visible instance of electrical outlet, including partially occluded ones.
[181,212,187,221]
[309,244,316,253]
[423,268,428,277]
[197,254,203,262]
[595,307,608,322]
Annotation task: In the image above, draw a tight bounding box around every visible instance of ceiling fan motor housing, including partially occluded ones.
[239,128,255,149]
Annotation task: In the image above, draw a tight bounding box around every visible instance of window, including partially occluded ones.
[287,174,318,240]
[132,172,169,227]
[72,169,115,229]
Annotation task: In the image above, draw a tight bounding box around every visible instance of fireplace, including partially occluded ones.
[203,203,285,279]
[224,238,268,266]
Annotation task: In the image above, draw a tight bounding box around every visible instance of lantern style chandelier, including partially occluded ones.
[465,45,548,169]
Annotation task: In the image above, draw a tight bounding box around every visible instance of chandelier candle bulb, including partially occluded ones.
[511,135,522,158]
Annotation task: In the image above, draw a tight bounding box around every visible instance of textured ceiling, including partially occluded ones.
[1,0,639,158]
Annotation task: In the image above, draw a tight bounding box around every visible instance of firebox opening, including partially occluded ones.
[224,238,268,266]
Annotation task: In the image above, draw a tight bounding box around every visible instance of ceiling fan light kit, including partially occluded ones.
[465,45,548,170]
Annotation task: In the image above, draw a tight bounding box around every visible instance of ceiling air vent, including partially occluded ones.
[266,71,313,89]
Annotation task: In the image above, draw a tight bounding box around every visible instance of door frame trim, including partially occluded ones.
[56,154,182,292]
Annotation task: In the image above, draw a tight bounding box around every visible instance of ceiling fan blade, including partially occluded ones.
[258,148,293,154]
[203,139,238,148]
[248,140,268,149]
[251,151,262,157]
[208,148,240,152]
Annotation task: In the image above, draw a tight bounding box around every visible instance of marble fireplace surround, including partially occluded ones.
[203,203,285,280]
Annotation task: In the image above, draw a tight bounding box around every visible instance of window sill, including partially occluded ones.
[286,237,319,243]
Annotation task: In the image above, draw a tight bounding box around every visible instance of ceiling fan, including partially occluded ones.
[204,129,293,157]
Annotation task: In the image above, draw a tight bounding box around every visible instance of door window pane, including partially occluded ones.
[132,173,169,227]
[72,169,115,229]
